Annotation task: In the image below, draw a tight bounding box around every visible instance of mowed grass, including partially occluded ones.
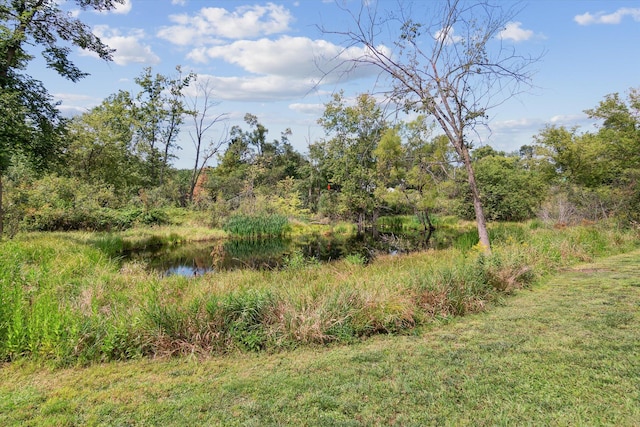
[1,249,639,425]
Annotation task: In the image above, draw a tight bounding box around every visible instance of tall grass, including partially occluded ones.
[223,214,290,238]
[0,222,637,365]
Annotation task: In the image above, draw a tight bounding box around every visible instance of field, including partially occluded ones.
[0,220,639,424]
[1,247,639,425]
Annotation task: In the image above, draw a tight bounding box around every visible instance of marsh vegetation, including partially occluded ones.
[1,218,637,364]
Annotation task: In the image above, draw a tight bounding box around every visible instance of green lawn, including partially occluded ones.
[1,250,639,426]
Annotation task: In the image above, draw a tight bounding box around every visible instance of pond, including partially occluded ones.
[121,231,438,277]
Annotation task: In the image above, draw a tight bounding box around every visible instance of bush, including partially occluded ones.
[455,153,546,222]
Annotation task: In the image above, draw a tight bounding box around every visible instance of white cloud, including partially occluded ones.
[490,117,542,133]
[289,103,325,115]
[83,26,160,66]
[189,36,384,80]
[52,93,101,116]
[188,74,312,101]
[497,22,534,42]
[171,0,187,5]
[434,26,463,45]
[158,3,388,104]
[574,7,640,25]
[549,113,587,124]
[112,0,131,14]
[182,36,385,102]
[157,3,293,44]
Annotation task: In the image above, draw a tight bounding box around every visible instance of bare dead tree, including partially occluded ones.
[322,0,542,253]
[186,78,228,204]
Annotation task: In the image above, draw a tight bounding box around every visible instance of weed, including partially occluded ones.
[2,249,640,425]
[344,253,367,266]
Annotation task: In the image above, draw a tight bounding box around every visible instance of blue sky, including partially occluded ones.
[27,0,640,169]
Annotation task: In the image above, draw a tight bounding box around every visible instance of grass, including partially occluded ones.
[223,214,290,238]
[1,248,639,425]
[0,222,638,364]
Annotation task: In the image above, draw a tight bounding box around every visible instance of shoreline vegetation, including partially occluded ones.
[1,218,638,365]
[1,234,639,425]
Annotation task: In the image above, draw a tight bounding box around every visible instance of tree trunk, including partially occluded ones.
[357,212,365,234]
[371,209,379,238]
[187,168,198,205]
[419,208,436,248]
[460,146,491,253]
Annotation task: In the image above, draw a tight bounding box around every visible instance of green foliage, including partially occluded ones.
[284,249,319,270]
[206,115,310,212]
[0,0,124,235]
[270,176,309,217]
[3,250,640,425]
[6,174,170,231]
[533,88,640,224]
[219,290,276,351]
[223,214,290,238]
[312,92,387,227]
[453,230,479,251]
[134,66,195,188]
[65,91,145,197]
[376,215,405,232]
[135,208,170,226]
[1,220,636,364]
[344,253,367,266]
[456,148,546,221]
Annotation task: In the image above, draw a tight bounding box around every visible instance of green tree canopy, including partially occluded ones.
[312,92,388,231]
[0,0,123,236]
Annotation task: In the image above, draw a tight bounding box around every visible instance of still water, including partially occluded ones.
[121,232,433,277]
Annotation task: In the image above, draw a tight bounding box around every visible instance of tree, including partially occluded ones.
[313,92,388,232]
[401,124,457,239]
[0,74,67,236]
[185,79,227,204]
[534,88,640,223]
[208,124,252,207]
[0,0,123,237]
[134,66,194,188]
[455,147,546,222]
[585,88,640,173]
[65,90,144,198]
[325,0,541,252]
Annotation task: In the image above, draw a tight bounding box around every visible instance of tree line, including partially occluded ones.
[1,0,638,244]
[3,77,639,235]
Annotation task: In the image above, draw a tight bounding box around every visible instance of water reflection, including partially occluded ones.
[121,231,434,277]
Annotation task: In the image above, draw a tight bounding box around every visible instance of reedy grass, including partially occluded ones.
[1,249,639,425]
[0,221,637,365]
[223,214,290,238]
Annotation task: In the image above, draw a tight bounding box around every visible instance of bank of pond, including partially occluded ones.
[122,231,439,277]
[0,219,638,365]
[118,216,479,277]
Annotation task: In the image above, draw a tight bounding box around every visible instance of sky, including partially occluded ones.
[25,0,640,169]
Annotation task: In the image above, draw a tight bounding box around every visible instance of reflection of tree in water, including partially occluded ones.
[219,238,290,270]
[122,230,446,276]
[295,234,344,262]
[210,240,225,269]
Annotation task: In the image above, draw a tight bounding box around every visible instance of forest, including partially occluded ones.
[2,76,639,240]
